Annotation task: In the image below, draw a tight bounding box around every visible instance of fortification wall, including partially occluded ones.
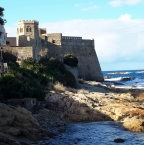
[62,36,82,46]
[3,46,33,61]
[82,39,94,46]
[46,44,104,81]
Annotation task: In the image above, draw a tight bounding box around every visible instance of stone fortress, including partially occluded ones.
[3,20,104,81]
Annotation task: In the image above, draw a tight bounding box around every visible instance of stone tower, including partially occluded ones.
[16,20,41,60]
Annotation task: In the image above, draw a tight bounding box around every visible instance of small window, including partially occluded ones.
[20,28,23,33]
[26,26,31,32]
[26,27,28,32]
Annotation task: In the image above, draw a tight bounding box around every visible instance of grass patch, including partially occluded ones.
[53,82,66,93]
[77,89,89,94]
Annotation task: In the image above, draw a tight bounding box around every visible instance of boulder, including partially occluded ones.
[123,116,144,132]
[0,103,54,144]
[114,138,125,143]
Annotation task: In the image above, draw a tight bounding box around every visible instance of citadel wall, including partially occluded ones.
[45,42,103,81]
[3,46,33,61]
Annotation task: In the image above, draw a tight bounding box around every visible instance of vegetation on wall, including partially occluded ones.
[0,57,76,101]
[63,54,78,67]
[0,6,6,25]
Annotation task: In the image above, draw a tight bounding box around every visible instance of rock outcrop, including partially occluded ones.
[45,81,144,132]
[0,103,54,145]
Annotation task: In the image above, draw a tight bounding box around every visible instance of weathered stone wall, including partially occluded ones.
[44,36,103,81]
[62,36,82,46]
[3,46,33,61]
[46,33,62,45]
[45,43,104,81]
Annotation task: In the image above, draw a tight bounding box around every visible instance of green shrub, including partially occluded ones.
[64,70,76,88]
[21,57,36,70]
[39,58,49,65]
[0,56,77,101]
[63,54,78,67]
[47,57,66,72]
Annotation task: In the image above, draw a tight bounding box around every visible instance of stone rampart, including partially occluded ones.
[3,46,33,61]
[46,44,104,81]
[62,36,82,46]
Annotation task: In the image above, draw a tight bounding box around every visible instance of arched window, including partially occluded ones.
[26,26,31,32]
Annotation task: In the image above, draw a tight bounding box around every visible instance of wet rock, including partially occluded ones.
[114,138,125,143]
[120,77,133,82]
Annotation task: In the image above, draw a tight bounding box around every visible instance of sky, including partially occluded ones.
[1,0,144,71]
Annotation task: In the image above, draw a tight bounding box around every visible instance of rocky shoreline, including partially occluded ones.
[45,81,144,131]
[0,81,144,144]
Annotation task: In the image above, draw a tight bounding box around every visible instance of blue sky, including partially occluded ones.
[1,0,144,71]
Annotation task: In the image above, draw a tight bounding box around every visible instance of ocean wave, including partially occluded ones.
[107,72,132,75]
[136,71,144,74]
[105,77,135,82]
[114,77,144,89]
[105,77,122,82]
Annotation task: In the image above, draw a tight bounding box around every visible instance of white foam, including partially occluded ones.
[136,71,144,74]
[105,77,122,82]
[107,72,131,75]
[115,77,144,89]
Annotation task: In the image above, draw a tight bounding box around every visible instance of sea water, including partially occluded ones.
[41,122,144,145]
[103,69,144,89]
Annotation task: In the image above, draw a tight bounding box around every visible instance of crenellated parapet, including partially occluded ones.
[18,20,39,25]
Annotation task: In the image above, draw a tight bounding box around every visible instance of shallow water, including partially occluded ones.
[42,121,144,145]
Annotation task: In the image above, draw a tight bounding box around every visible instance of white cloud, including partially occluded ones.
[75,2,99,12]
[75,4,79,7]
[109,0,122,6]
[109,0,141,7]
[5,17,144,70]
[119,14,131,21]
[81,5,99,11]
[125,0,141,5]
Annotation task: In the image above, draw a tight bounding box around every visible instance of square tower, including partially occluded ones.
[16,20,40,47]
